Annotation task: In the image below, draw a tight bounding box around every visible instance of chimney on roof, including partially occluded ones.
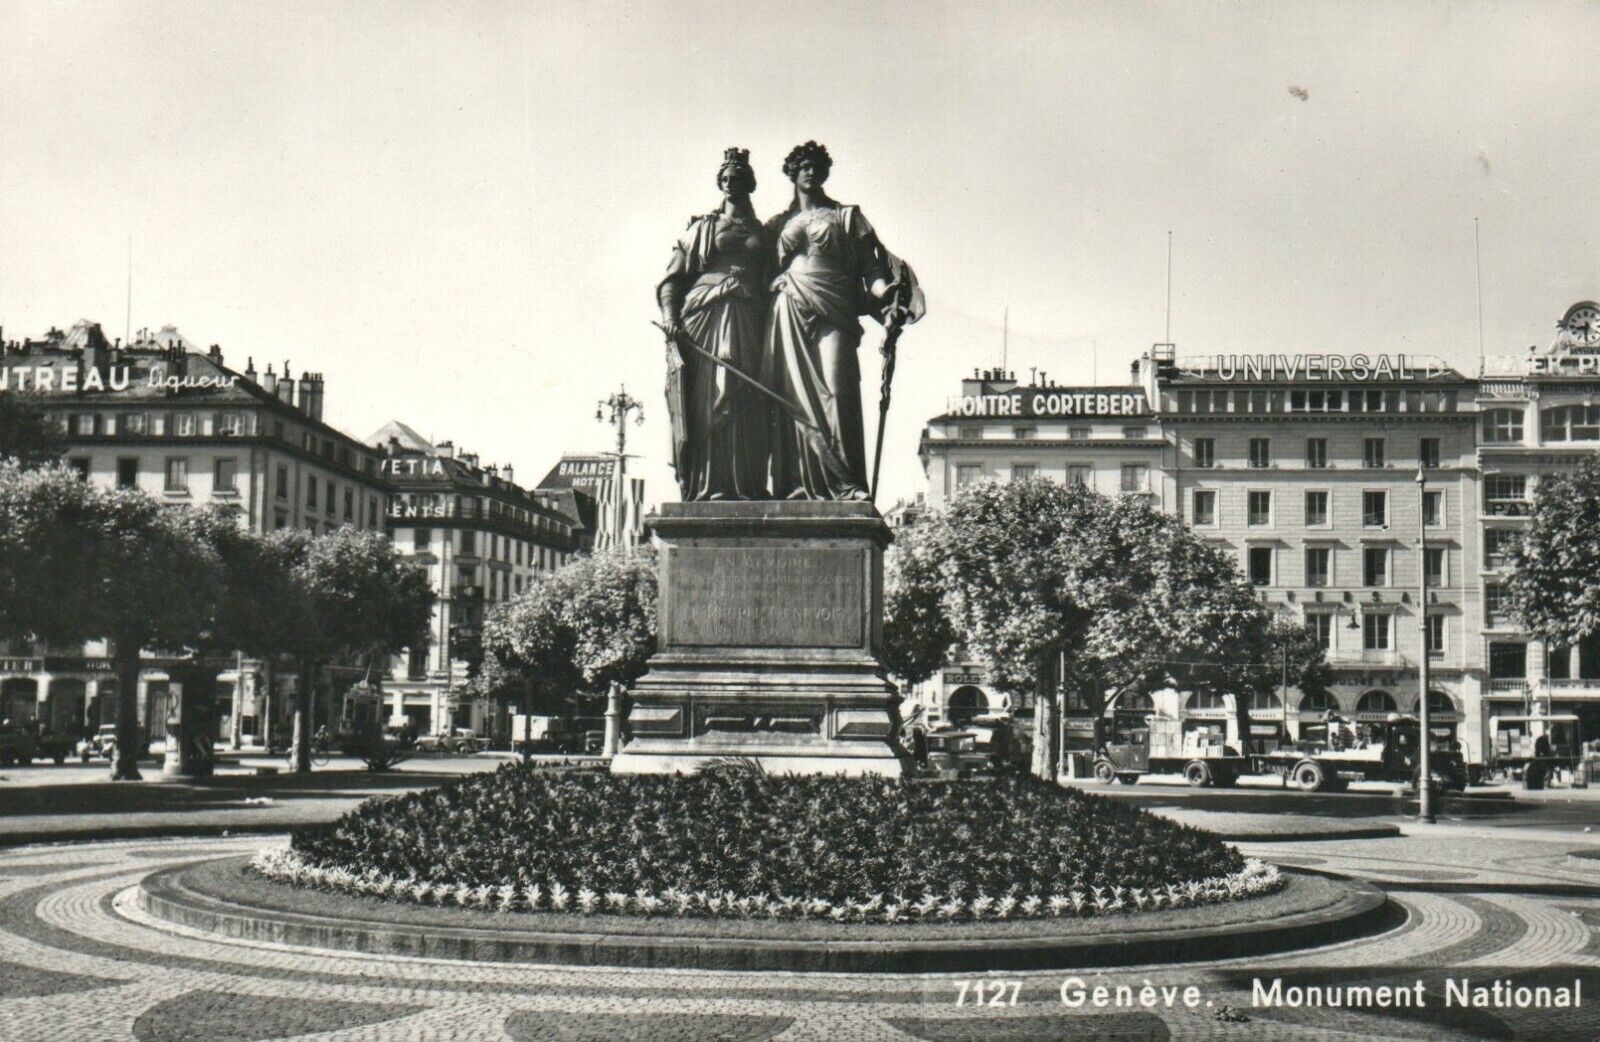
[276,362,295,404]
[244,356,257,383]
[298,372,324,421]
[436,439,455,458]
[460,451,479,469]
[502,463,514,485]
[207,344,223,366]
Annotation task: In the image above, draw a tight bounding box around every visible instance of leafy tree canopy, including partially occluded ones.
[912,478,1315,711]
[882,521,957,687]
[480,547,658,699]
[0,393,67,470]
[1506,455,1600,647]
[281,526,436,663]
[0,459,221,648]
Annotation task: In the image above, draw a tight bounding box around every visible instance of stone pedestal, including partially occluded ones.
[611,501,906,776]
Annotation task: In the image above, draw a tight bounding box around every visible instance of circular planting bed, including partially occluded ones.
[137,855,1389,972]
[136,764,1395,970]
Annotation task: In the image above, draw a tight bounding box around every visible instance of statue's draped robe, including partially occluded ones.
[767,204,922,500]
[657,211,772,500]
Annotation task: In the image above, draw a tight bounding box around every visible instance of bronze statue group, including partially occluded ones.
[657,142,923,503]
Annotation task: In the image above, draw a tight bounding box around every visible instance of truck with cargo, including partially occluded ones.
[1487,714,1583,789]
[1253,713,1467,792]
[1091,691,1250,787]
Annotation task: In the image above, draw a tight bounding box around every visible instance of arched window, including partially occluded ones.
[1481,408,1524,444]
[1418,690,1457,718]
[1540,405,1600,443]
[1186,691,1228,711]
[1356,690,1398,715]
[1299,691,1334,714]
[946,686,987,724]
[1246,691,1282,710]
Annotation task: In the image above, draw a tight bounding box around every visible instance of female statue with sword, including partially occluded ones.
[655,147,775,500]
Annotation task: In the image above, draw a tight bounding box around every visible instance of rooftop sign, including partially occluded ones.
[1482,353,1600,378]
[1175,354,1451,381]
[946,388,1149,419]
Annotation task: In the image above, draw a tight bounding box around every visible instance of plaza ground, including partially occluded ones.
[1,760,1598,1040]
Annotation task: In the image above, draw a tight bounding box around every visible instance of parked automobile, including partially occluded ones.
[416,728,484,754]
[76,725,119,763]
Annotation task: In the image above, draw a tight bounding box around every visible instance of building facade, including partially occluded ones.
[914,302,1600,765]
[912,370,1168,725]
[533,454,646,553]
[0,321,390,746]
[372,421,579,738]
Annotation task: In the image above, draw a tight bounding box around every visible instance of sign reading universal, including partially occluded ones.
[1175,354,1451,381]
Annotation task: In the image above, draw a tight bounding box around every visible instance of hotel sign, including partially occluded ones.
[947,388,1149,418]
[1175,354,1450,381]
[1483,353,1600,378]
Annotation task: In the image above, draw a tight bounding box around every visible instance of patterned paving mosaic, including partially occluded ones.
[0,834,1597,1041]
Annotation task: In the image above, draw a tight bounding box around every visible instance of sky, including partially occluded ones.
[3,0,1599,508]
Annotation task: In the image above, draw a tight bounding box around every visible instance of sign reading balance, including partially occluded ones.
[946,388,1150,419]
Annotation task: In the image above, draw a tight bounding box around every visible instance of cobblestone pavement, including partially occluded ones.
[2,834,1599,1041]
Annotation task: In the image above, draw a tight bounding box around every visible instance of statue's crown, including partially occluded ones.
[721,147,750,168]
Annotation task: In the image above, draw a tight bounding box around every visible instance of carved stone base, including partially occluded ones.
[611,501,906,777]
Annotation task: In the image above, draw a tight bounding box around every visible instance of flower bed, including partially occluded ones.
[256,765,1280,924]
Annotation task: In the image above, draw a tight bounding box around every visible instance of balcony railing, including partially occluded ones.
[1546,678,1600,692]
[1487,679,1530,693]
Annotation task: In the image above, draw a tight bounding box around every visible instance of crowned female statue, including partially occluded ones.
[656,147,773,500]
[766,141,923,500]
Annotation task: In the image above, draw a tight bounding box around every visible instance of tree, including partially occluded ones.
[0,463,224,779]
[881,521,957,692]
[166,507,307,773]
[479,548,658,716]
[278,527,435,773]
[1506,456,1600,648]
[917,478,1293,779]
[0,393,67,470]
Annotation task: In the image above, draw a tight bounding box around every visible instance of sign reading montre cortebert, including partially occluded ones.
[666,547,864,648]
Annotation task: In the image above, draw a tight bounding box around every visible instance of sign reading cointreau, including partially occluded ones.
[665,546,865,648]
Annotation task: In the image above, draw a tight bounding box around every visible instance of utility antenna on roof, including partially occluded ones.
[1165,230,1173,344]
[124,235,133,348]
[1474,217,1485,363]
[1001,306,1009,372]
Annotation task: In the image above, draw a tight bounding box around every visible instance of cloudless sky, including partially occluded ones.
[4,0,1599,507]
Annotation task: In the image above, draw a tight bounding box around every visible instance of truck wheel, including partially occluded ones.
[1213,770,1238,788]
[1117,773,1140,785]
[1524,764,1546,791]
[1293,760,1326,792]
[52,752,66,765]
[1184,760,1212,787]
[1325,777,1349,793]
[1092,760,1117,784]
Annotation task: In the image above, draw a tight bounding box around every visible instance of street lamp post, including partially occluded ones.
[596,387,645,552]
[1416,466,1436,823]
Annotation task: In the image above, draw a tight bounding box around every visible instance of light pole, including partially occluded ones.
[596,386,645,551]
[1416,465,1436,823]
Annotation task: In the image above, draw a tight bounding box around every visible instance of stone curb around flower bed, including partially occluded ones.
[134,858,1397,974]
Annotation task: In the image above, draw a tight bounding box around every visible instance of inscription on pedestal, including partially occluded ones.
[666,546,864,648]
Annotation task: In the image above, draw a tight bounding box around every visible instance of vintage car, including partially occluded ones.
[76,725,120,762]
[415,727,484,754]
